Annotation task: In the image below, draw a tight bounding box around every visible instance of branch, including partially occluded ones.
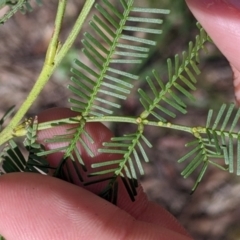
[0,0,95,146]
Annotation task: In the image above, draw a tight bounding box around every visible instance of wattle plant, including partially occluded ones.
[0,1,239,235]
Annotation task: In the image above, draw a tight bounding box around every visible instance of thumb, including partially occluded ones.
[0,108,192,239]
[0,173,191,240]
[186,0,240,104]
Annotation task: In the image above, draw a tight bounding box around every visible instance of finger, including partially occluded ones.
[186,0,240,104]
[36,107,191,237]
[0,173,192,240]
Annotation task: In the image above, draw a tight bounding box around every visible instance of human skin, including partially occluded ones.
[0,1,240,239]
[186,0,240,104]
[0,108,192,240]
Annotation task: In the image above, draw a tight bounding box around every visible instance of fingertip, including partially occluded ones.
[0,173,191,240]
[186,0,240,105]
[186,0,240,72]
[186,0,240,14]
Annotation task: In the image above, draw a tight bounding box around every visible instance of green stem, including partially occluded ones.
[0,0,67,145]
[0,0,95,146]
[23,116,195,134]
[82,116,240,138]
[55,0,95,67]
[86,116,195,134]
[8,114,240,141]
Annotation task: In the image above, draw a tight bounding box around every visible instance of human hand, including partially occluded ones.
[186,0,240,104]
[0,108,192,240]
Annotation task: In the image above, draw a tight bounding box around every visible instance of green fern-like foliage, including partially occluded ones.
[0,0,42,24]
[178,103,240,192]
[0,117,49,174]
[34,1,169,185]
[1,0,240,206]
[81,21,211,201]
[88,128,152,202]
[139,24,210,121]
[69,0,169,117]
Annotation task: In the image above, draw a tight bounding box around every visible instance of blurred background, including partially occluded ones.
[0,1,239,239]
